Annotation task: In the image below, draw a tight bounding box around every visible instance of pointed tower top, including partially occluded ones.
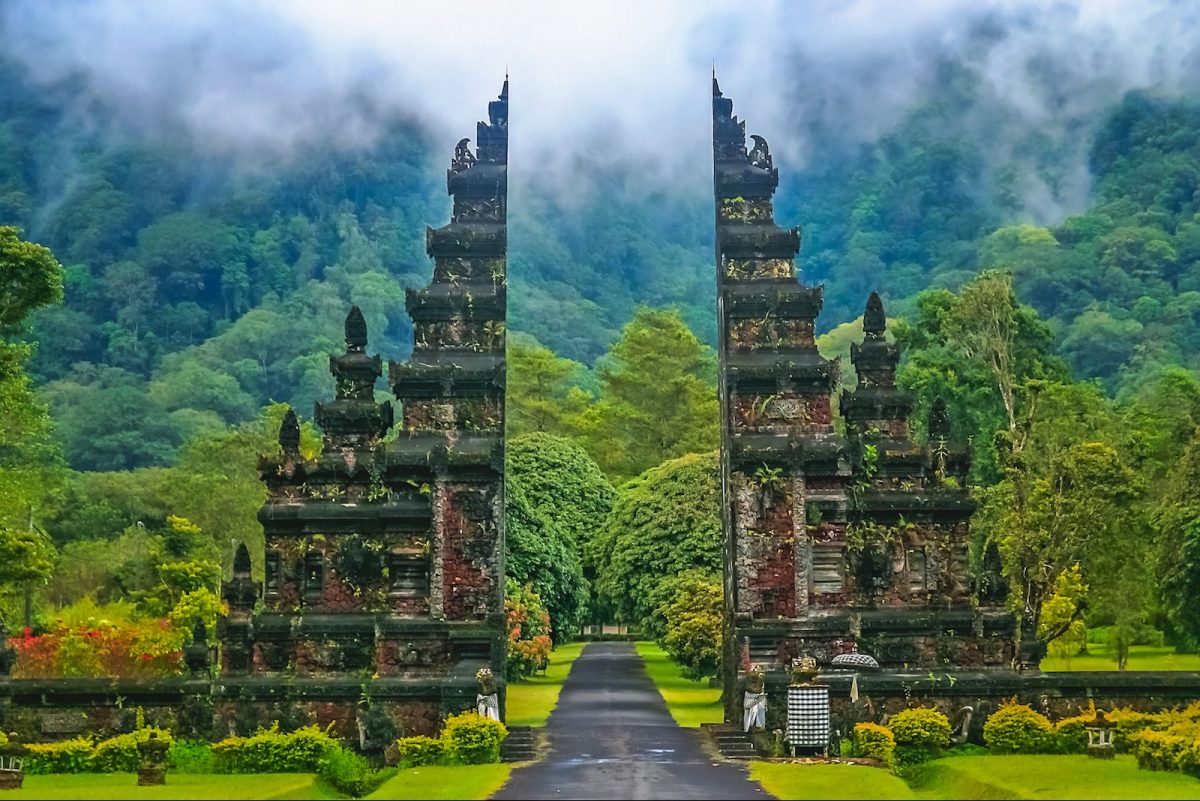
[345,306,368,351]
[713,65,721,97]
[928,396,951,439]
[863,291,886,338]
[489,76,509,128]
[279,407,300,454]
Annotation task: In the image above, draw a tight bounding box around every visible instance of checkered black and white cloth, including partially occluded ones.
[786,685,830,748]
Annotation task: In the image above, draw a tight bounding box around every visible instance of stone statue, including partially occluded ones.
[452,138,477,173]
[476,667,500,721]
[743,666,767,732]
[748,135,772,169]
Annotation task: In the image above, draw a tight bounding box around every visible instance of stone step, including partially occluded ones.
[501,726,540,762]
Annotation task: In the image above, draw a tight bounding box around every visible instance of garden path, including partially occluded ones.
[493,642,772,800]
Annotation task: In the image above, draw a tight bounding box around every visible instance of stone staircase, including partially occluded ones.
[700,723,758,760]
[501,725,539,762]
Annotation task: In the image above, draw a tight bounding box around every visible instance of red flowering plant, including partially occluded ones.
[10,618,184,679]
[504,579,552,681]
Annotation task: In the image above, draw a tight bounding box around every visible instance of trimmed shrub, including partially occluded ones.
[983,702,1054,753]
[395,735,445,767]
[1054,713,1091,754]
[168,740,214,773]
[851,722,895,767]
[889,707,952,751]
[318,746,395,798]
[442,711,508,765]
[25,738,94,774]
[213,724,339,773]
[91,727,174,772]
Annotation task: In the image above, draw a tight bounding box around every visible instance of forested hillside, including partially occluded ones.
[5,52,1200,474]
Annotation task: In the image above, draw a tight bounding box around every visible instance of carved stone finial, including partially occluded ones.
[864,291,886,337]
[279,408,300,455]
[928,396,951,439]
[451,138,476,173]
[748,134,772,169]
[345,306,368,351]
[233,543,252,578]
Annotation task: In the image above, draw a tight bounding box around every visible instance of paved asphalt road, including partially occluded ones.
[493,643,773,800]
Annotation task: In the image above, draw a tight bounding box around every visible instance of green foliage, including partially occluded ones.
[654,571,722,679]
[394,735,445,767]
[982,702,1054,753]
[506,334,587,437]
[25,737,93,774]
[1158,427,1200,650]
[507,432,614,554]
[0,226,63,331]
[575,308,719,482]
[851,722,896,768]
[441,711,508,765]
[504,478,586,638]
[212,723,339,773]
[318,745,395,798]
[507,432,615,626]
[593,452,721,628]
[505,579,553,681]
[889,707,952,752]
[167,740,215,773]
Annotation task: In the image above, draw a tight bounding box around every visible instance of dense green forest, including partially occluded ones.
[3,42,1200,672]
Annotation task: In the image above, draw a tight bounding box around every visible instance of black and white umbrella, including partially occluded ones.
[830,652,880,670]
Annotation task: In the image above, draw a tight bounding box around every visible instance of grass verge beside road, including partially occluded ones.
[752,754,1200,800]
[635,640,723,727]
[0,774,337,800]
[505,640,586,726]
[367,764,512,800]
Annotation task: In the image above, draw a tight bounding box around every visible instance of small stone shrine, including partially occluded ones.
[136,732,169,786]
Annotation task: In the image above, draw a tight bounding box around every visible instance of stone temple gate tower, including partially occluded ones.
[712,77,1024,727]
[219,80,508,744]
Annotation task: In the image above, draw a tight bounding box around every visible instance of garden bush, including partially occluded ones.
[91,727,174,772]
[851,722,895,767]
[441,711,508,765]
[318,745,395,798]
[394,735,445,767]
[983,702,1054,753]
[167,739,214,773]
[1130,726,1200,777]
[213,723,339,773]
[11,618,184,678]
[889,707,952,751]
[505,580,554,681]
[25,737,93,774]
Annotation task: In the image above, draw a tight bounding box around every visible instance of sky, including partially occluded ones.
[4,0,1200,216]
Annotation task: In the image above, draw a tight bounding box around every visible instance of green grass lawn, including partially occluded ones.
[0,774,337,800]
[635,640,723,727]
[366,764,511,800]
[1041,641,1200,672]
[505,640,586,726]
[751,762,916,800]
[753,755,1200,800]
